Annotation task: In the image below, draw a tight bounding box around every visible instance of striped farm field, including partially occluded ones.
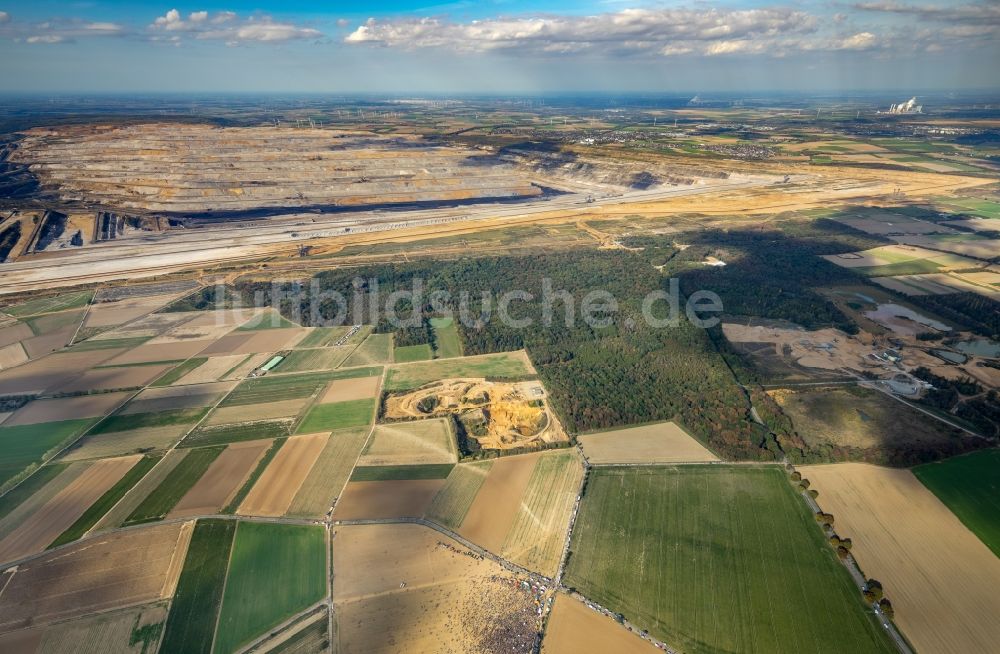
[500,449,584,577]
[285,428,369,519]
[123,447,225,525]
[563,466,895,654]
[425,460,493,530]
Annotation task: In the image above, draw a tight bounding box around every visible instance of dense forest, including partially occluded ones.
[908,293,1000,340]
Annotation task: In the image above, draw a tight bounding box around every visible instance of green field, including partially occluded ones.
[384,352,533,391]
[350,463,454,481]
[295,398,375,434]
[3,291,93,317]
[24,309,86,336]
[393,343,433,363]
[182,421,291,448]
[88,408,208,435]
[0,418,96,488]
[941,197,1000,219]
[296,326,352,348]
[854,259,943,277]
[0,463,68,521]
[425,461,493,529]
[342,333,393,366]
[124,446,225,524]
[277,348,351,373]
[69,336,152,351]
[160,519,237,654]
[221,368,381,407]
[213,522,327,654]
[431,317,463,358]
[564,466,895,654]
[914,448,1000,557]
[49,454,162,548]
[151,357,209,386]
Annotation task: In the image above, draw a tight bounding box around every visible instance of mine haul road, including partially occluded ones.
[0,177,773,293]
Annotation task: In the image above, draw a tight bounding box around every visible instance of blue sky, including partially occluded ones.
[0,1,997,93]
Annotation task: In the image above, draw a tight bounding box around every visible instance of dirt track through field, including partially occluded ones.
[167,440,270,518]
[0,456,141,564]
[238,432,328,516]
[802,463,1000,654]
[459,452,539,553]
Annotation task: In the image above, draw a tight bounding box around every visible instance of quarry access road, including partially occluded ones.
[0,176,771,294]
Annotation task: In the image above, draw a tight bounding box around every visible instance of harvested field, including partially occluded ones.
[0,323,34,349]
[802,463,1000,654]
[542,594,660,654]
[384,351,534,391]
[285,428,369,518]
[159,519,236,654]
[93,449,189,530]
[53,363,173,394]
[0,463,88,542]
[332,479,445,520]
[214,522,327,654]
[296,398,375,433]
[459,453,539,553]
[359,419,457,466]
[332,523,538,654]
[161,356,225,385]
[61,424,188,461]
[27,602,169,654]
[350,464,454,481]
[579,422,719,464]
[120,381,235,415]
[342,333,392,366]
[167,440,270,518]
[297,327,353,348]
[319,375,381,403]
[277,347,352,373]
[4,392,130,426]
[239,433,327,517]
[83,295,178,329]
[124,447,224,524]
[0,456,141,563]
[0,350,123,395]
[0,418,96,489]
[501,450,584,577]
[106,340,213,366]
[0,521,194,634]
[228,328,309,355]
[893,234,1000,260]
[913,449,1000,557]
[0,343,28,370]
[206,398,309,426]
[425,461,494,530]
[564,466,894,654]
[49,455,162,548]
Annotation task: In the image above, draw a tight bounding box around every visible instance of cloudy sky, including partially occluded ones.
[0,1,996,93]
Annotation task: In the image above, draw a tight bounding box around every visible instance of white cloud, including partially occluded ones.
[835,32,878,50]
[149,9,321,44]
[6,17,126,44]
[27,34,64,44]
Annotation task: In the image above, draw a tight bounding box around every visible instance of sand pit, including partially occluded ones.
[4,392,131,426]
[542,594,660,654]
[333,523,539,654]
[801,463,1000,654]
[459,453,539,553]
[722,322,881,374]
[320,376,381,403]
[238,432,327,516]
[205,397,308,426]
[332,479,445,520]
[53,364,173,394]
[167,439,270,518]
[121,381,235,415]
[0,521,193,634]
[0,455,142,564]
[579,422,719,464]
